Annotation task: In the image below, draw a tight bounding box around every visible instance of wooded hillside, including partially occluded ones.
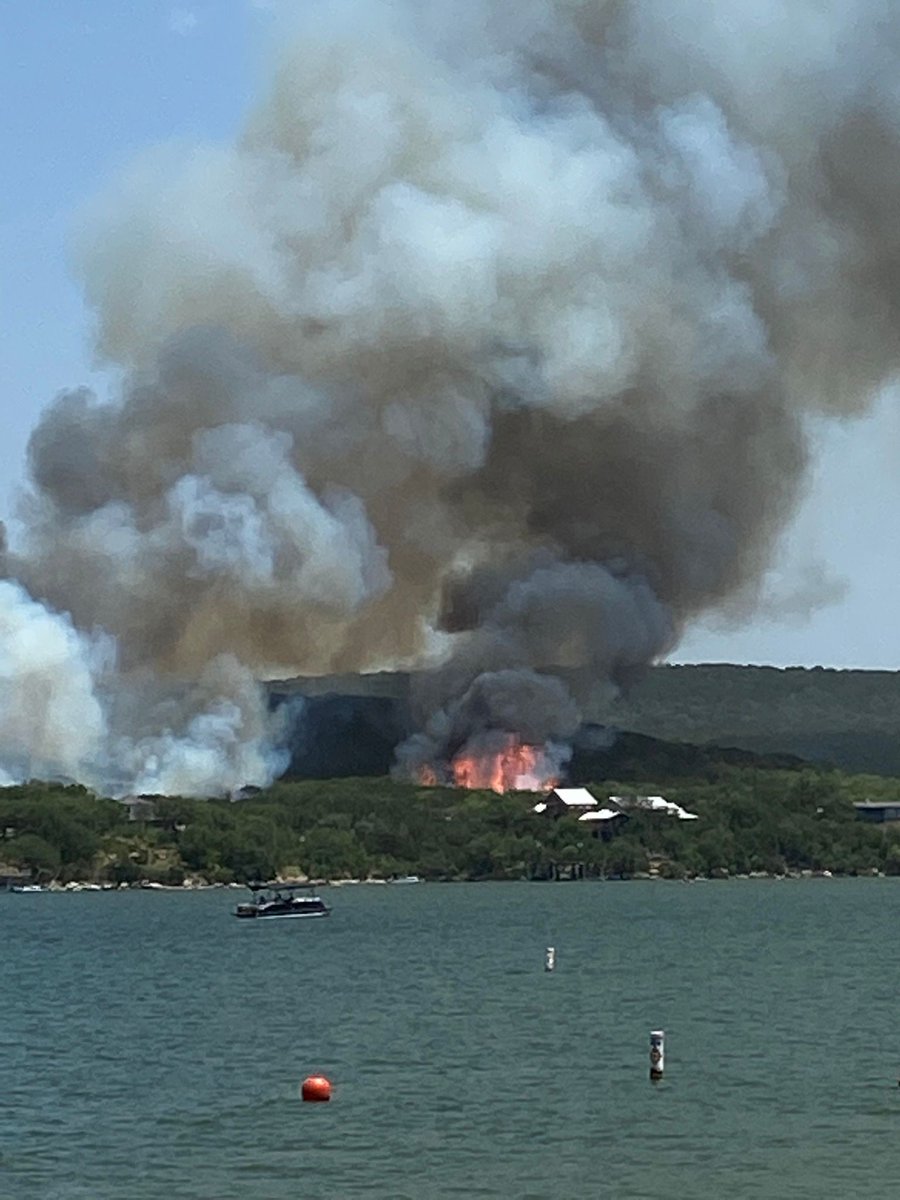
[605,665,900,775]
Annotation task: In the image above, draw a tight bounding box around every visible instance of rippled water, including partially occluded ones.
[2,879,900,1199]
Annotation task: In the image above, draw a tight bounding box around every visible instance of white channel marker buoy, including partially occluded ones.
[545,946,556,972]
[649,1029,665,1081]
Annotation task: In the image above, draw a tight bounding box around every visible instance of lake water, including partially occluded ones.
[2,880,899,1199]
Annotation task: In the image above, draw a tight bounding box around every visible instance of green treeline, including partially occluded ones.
[3,765,900,885]
[604,664,900,774]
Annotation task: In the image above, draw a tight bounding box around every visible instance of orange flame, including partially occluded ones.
[451,735,558,794]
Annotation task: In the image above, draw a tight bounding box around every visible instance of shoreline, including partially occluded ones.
[5,868,896,893]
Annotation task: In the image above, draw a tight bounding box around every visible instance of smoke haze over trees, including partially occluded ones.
[4,1,900,793]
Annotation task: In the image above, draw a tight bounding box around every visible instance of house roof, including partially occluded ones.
[548,787,598,807]
[578,808,623,822]
[608,794,698,820]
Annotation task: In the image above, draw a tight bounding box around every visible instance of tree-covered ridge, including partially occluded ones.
[3,762,900,886]
[603,664,900,774]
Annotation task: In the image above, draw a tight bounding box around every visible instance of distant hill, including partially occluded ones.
[270,663,900,777]
[603,664,900,775]
[568,723,806,783]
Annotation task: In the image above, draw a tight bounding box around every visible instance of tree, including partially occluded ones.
[300,828,368,879]
[4,834,61,880]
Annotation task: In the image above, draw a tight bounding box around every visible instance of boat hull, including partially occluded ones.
[235,908,330,919]
[232,902,331,916]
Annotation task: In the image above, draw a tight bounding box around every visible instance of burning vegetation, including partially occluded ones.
[417,734,562,795]
[451,736,557,794]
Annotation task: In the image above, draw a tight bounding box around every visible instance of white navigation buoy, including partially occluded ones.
[545,946,556,972]
[649,1029,665,1081]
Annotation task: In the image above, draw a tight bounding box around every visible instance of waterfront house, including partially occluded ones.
[608,794,699,820]
[577,806,626,826]
[532,787,599,818]
[119,796,159,823]
[576,806,626,841]
[0,865,32,890]
[853,800,900,824]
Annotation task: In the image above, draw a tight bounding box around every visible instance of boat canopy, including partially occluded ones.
[246,880,318,892]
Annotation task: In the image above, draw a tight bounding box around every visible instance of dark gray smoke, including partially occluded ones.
[3,0,898,791]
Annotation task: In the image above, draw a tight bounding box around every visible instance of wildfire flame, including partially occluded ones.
[415,734,560,794]
[455,736,559,793]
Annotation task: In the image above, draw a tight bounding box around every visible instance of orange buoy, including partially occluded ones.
[301,1074,332,1102]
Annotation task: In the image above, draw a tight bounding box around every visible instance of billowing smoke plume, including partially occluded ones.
[0,581,107,785]
[4,0,900,791]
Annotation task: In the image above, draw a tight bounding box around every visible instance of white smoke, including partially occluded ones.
[0,580,283,795]
[0,581,106,783]
[113,656,289,797]
[4,0,900,790]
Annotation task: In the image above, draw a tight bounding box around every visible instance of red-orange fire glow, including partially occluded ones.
[451,736,558,794]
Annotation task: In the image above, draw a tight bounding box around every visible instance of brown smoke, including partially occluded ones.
[3,0,899,790]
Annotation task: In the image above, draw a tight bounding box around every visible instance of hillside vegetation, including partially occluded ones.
[3,758,900,886]
[604,664,900,774]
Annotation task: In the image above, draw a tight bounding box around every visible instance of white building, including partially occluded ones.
[577,807,625,826]
[533,787,599,817]
[608,794,699,820]
[532,788,699,824]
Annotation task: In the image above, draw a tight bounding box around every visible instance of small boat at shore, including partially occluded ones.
[10,884,44,893]
[234,881,331,920]
[389,875,422,884]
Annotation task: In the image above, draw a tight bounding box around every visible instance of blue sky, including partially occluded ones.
[1,2,262,499]
[2,1,898,671]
